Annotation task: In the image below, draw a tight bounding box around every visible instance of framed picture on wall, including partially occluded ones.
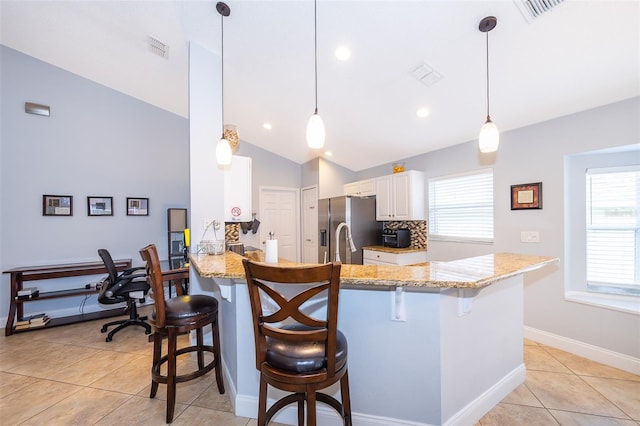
[87,196,113,216]
[43,195,73,216]
[127,197,149,216]
[511,182,542,210]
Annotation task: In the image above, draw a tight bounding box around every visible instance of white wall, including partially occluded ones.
[356,97,640,361]
[0,45,189,319]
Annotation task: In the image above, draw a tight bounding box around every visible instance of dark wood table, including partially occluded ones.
[3,259,132,336]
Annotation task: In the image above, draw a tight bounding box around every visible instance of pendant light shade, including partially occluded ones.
[307,0,325,149]
[479,118,499,153]
[306,111,325,149]
[216,137,232,165]
[216,2,231,166]
[478,16,499,154]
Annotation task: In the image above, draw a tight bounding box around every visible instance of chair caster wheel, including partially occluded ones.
[145,330,151,335]
[106,336,112,342]
[101,326,108,333]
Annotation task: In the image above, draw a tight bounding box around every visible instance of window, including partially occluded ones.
[428,169,493,242]
[586,166,640,296]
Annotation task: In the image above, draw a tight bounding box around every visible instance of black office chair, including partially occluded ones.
[97,248,151,342]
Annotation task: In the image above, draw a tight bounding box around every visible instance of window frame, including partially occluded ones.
[565,148,640,315]
[427,168,494,244]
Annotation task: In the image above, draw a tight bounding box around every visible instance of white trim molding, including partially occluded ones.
[524,326,640,375]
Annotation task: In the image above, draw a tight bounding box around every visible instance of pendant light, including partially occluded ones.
[306,0,325,149]
[216,2,232,166]
[478,16,499,154]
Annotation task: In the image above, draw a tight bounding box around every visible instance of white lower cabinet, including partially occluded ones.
[363,249,426,266]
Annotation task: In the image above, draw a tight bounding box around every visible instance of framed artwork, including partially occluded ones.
[511,182,542,210]
[87,196,113,216]
[127,197,149,216]
[43,195,73,216]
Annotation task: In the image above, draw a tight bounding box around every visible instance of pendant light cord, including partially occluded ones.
[314,0,318,114]
[221,12,225,136]
[485,30,490,121]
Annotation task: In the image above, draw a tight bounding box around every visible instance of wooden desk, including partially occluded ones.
[3,259,132,336]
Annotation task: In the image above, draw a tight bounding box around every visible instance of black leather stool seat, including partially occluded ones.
[152,295,219,323]
[266,324,348,374]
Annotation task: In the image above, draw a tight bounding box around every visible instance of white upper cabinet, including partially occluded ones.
[375,170,425,221]
[224,155,252,222]
[344,178,376,197]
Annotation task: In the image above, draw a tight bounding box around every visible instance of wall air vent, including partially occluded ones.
[147,35,169,59]
[410,63,443,87]
[514,0,565,23]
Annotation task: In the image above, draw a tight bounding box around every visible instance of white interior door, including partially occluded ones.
[259,187,300,262]
[301,186,318,263]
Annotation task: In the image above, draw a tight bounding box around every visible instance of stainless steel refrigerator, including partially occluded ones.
[318,196,382,264]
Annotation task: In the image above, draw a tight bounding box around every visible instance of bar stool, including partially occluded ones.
[139,244,225,423]
[242,259,351,426]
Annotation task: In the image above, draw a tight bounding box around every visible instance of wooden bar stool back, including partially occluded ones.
[242,259,351,426]
[140,244,224,423]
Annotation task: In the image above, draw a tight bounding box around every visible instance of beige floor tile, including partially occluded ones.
[93,394,188,426]
[542,346,640,382]
[526,370,630,418]
[501,382,543,407]
[88,355,151,394]
[581,376,640,420]
[9,343,103,379]
[549,409,639,425]
[0,371,41,398]
[480,402,559,425]
[19,386,133,426]
[49,349,143,386]
[191,380,233,412]
[0,379,83,425]
[525,345,572,373]
[172,405,250,426]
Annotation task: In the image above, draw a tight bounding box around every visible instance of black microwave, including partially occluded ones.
[382,228,411,248]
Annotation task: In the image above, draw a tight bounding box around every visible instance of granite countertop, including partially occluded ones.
[361,245,426,254]
[190,251,558,290]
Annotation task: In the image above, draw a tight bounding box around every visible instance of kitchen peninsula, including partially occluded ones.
[190,251,557,425]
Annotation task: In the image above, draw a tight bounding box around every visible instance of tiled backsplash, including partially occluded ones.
[384,220,427,249]
[228,220,427,249]
[225,223,240,242]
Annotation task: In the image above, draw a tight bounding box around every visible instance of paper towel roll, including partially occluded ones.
[265,239,278,263]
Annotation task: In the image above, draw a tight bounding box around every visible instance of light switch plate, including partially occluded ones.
[521,231,540,243]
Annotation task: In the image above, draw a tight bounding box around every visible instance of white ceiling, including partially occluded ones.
[1,1,638,171]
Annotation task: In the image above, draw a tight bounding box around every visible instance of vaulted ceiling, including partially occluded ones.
[1,1,638,171]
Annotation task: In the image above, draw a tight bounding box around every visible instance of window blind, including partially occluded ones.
[428,169,493,242]
[586,166,640,294]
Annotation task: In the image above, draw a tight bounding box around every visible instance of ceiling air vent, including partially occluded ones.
[410,63,443,87]
[147,35,169,59]
[514,0,565,23]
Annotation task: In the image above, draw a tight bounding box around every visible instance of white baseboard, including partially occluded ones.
[443,364,526,426]
[524,326,640,375]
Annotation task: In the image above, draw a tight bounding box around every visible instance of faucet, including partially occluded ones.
[335,222,357,262]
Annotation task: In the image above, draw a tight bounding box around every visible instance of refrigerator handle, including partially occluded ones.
[320,229,327,247]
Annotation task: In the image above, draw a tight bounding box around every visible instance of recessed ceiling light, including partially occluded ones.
[334,45,351,61]
[325,151,333,157]
[262,122,272,130]
[416,108,430,118]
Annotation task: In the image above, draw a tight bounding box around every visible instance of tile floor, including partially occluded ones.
[0,309,638,425]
